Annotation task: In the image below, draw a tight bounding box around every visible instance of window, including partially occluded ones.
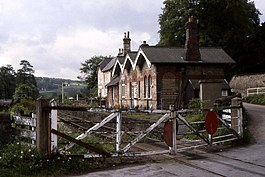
[144,76,147,98]
[222,90,228,97]
[121,80,126,97]
[129,82,132,98]
[144,75,152,98]
[148,75,152,98]
[138,81,141,98]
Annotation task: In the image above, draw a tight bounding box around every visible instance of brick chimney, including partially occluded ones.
[185,17,201,61]
[123,31,131,55]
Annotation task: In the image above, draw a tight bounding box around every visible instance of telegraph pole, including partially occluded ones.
[61,82,64,104]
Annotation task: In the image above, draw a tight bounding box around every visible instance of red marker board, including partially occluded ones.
[163,120,178,147]
[205,111,218,135]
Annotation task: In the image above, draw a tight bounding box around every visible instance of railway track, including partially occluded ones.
[56,111,265,176]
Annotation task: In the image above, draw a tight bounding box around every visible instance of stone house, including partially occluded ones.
[99,18,235,109]
[98,57,115,98]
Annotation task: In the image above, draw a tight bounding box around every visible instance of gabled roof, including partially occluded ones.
[117,56,126,65]
[189,79,231,90]
[140,46,235,64]
[111,51,137,76]
[127,52,137,62]
[122,51,137,72]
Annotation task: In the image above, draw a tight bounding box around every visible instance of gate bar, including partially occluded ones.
[177,113,209,144]
[51,129,111,157]
[122,113,170,153]
[62,112,118,151]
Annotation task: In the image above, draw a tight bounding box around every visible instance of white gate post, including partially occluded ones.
[50,99,58,152]
[116,111,122,152]
[170,105,177,155]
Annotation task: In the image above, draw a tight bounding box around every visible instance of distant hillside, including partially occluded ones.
[36,77,88,99]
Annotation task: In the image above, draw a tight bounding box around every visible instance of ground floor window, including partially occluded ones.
[121,80,126,98]
[144,75,152,98]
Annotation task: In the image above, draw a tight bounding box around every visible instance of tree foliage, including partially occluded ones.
[16,60,39,99]
[0,60,39,114]
[78,56,112,97]
[158,0,262,76]
[231,23,265,74]
[159,0,260,48]
[0,65,16,99]
[11,84,36,115]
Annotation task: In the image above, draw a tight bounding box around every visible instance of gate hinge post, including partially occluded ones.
[169,105,177,155]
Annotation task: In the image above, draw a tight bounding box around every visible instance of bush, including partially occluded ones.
[243,95,265,105]
[0,142,113,177]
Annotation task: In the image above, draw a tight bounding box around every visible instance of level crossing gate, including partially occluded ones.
[35,95,243,158]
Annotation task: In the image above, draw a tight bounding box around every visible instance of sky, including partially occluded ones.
[0,0,264,80]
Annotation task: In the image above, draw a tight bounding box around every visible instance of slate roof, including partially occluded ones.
[105,76,120,87]
[189,80,231,90]
[117,56,126,65]
[102,58,116,72]
[140,46,235,64]
[99,58,112,70]
[127,52,137,62]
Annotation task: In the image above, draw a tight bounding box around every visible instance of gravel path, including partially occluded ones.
[243,102,265,144]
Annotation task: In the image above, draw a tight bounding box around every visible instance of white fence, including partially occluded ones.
[247,87,265,96]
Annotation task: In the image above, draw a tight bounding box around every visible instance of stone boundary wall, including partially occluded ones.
[230,73,265,97]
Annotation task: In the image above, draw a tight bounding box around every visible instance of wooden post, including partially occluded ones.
[36,99,51,156]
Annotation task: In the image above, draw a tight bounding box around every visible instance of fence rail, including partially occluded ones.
[247,87,265,96]
[13,114,36,144]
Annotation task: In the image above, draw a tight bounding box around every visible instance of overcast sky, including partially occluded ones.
[0,0,264,80]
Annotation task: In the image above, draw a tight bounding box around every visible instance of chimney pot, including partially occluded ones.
[123,31,131,55]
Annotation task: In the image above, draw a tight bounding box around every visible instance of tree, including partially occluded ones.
[16,60,39,99]
[78,56,112,97]
[11,84,36,115]
[158,0,260,49]
[231,22,265,74]
[0,65,16,99]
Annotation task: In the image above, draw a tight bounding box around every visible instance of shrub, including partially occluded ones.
[0,142,112,177]
[243,95,265,105]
